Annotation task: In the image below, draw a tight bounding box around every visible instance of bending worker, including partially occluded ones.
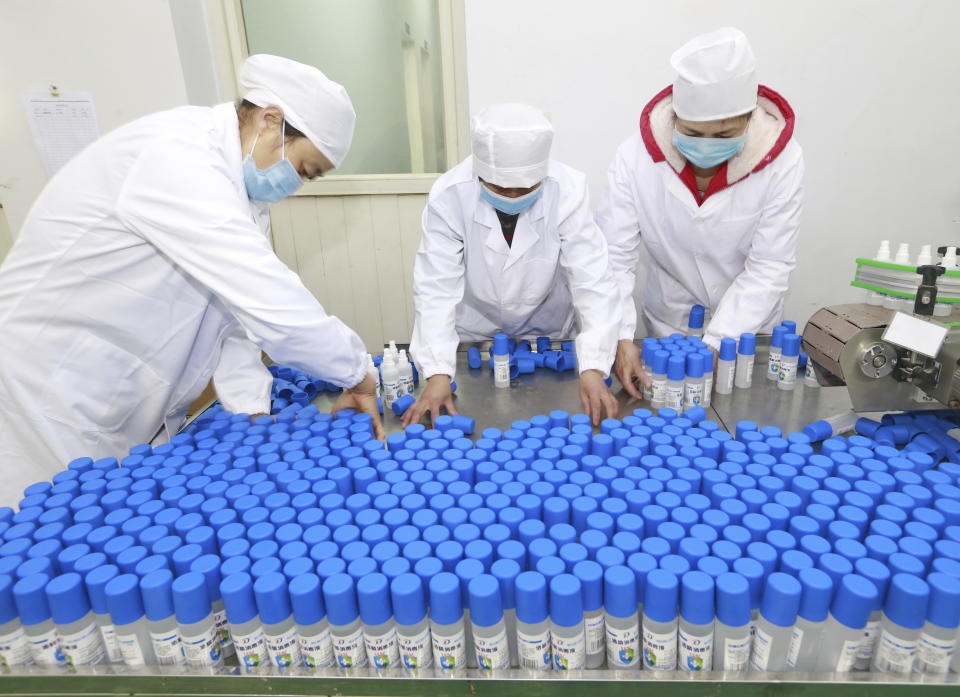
[407,103,622,426]
[0,54,382,499]
[596,28,804,397]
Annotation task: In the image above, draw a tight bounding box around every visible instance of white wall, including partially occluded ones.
[0,0,189,236]
[464,0,960,327]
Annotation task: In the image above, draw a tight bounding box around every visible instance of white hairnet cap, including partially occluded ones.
[471,103,553,188]
[671,28,758,121]
[240,54,356,168]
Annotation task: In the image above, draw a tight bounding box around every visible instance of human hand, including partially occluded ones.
[579,369,620,426]
[332,374,385,440]
[401,374,457,428]
[613,339,649,400]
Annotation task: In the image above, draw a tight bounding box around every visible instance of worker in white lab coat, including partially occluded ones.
[0,54,382,501]
[407,103,622,426]
[596,28,804,397]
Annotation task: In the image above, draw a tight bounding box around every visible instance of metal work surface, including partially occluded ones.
[3,341,953,696]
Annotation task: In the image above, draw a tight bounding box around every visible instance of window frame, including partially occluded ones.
[221,0,470,196]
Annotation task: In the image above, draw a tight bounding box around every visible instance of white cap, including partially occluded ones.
[943,247,958,269]
[471,103,553,188]
[895,243,910,264]
[875,240,891,262]
[240,54,356,168]
[671,27,759,121]
[917,245,933,266]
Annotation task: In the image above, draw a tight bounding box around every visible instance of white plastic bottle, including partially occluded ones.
[803,354,820,388]
[688,305,705,339]
[14,574,64,666]
[358,573,400,669]
[140,570,185,666]
[641,339,657,402]
[367,354,381,401]
[650,350,669,410]
[603,566,640,670]
[750,573,801,672]
[678,571,714,672]
[715,338,737,396]
[254,572,302,669]
[492,333,511,389]
[515,571,552,671]
[47,573,106,666]
[713,572,752,671]
[220,572,267,672]
[914,573,959,675]
[767,326,786,382]
[872,573,929,674]
[699,348,714,408]
[380,355,400,410]
[735,333,755,390]
[684,353,705,411]
[550,574,586,671]
[391,574,433,669]
[469,575,510,669]
[777,334,801,391]
[894,243,910,264]
[172,572,224,668]
[290,574,333,669]
[814,574,876,672]
[665,355,685,412]
[397,350,414,398]
[83,564,123,663]
[322,573,367,669]
[429,573,467,670]
[642,569,679,670]
[785,568,831,671]
[0,576,32,666]
[105,573,157,666]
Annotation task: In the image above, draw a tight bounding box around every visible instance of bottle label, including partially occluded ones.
[750,625,773,671]
[115,629,146,666]
[364,626,399,669]
[518,627,552,670]
[605,622,639,667]
[684,382,704,409]
[180,624,223,668]
[300,628,333,669]
[768,348,782,377]
[873,628,917,674]
[585,614,605,655]
[212,609,232,649]
[651,377,667,403]
[785,626,802,668]
[642,368,654,401]
[432,628,465,670]
[702,374,713,401]
[0,626,33,666]
[553,629,585,670]
[99,623,122,663]
[717,363,735,391]
[854,620,880,669]
[150,628,184,665]
[232,627,267,671]
[494,361,511,385]
[397,626,432,669]
[60,621,105,666]
[834,637,861,672]
[642,625,677,670]
[474,627,510,669]
[382,381,399,407]
[736,356,754,387]
[399,376,414,397]
[28,626,63,666]
[665,385,684,411]
[723,634,751,671]
[678,627,712,671]
[265,625,301,669]
[916,632,955,674]
[805,362,816,380]
[332,626,368,668]
[779,362,797,387]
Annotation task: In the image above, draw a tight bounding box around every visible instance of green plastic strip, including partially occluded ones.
[851,280,960,303]
[856,258,960,277]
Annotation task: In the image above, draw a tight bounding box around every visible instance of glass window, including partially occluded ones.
[241,0,447,176]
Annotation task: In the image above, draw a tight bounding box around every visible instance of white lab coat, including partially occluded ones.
[410,156,621,380]
[596,85,805,349]
[0,103,366,501]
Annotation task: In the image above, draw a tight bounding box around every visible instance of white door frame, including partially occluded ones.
[215,0,470,196]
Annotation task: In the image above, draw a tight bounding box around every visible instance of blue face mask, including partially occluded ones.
[480,184,543,215]
[243,121,303,203]
[672,128,745,169]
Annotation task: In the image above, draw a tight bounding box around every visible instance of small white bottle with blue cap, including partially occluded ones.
[85,565,122,663]
[750,572,801,672]
[699,348,714,407]
[650,350,668,409]
[642,569,678,670]
[491,558,521,667]
[803,354,820,387]
[105,573,157,665]
[289,573,333,668]
[679,570,714,671]
[735,333,755,389]
[390,573,433,669]
[550,573,586,670]
[0,575,32,666]
[358,572,399,669]
[603,565,640,669]
[254,572,302,669]
[715,338,737,395]
[191,555,233,658]
[713,572,752,671]
[814,573,877,672]
[665,356,685,412]
[220,572,267,672]
[574,560,605,668]
[380,355,400,409]
[468,574,510,669]
[141,569,185,666]
[515,571,552,671]
[47,572,106,666]
[777,334,801,391]
[683,353,705,412]
[322,573,368,668]
[914,572,960,674]
[172,572,223,668]
[641,339,657,401]
[784,567,832,671]
[492,333,511,388]
[872,574,930,674]
[13,574,63,666]
[429,572,467,669]
[767,326,787,381]
[398,350,414,397]
[688,305,705,338]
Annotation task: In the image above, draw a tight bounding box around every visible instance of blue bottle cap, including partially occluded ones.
[883,573,929,630]
[782,334,801,358]
[759,572,801,627]
[667,356,685,381]
[468,574,503,627]
[715,572,751,626]
[650,350,669,375]
[926,573,960,629]
[719,338,737,361]
[84,564,119,615]
[688,304,705,329]
[515,571,549,624]
[549,573,583,627]
[830,573,877,629]
[429,572,462,625]
[140,569,175,621]
[172,572,211,625]
[771,326,787,348]
[573,560,603,612]
[603,565,637,618]
[794,567,832,622]
[104,573,145,625]
[220,572,258,624]
[492,333,509,356]
[46,572,90,625]
[356,572,392,626]
[252,571,293,624]
[285,572,324,626]
[680,570,714,625]
[738,333,756,356]
[643,568,679,623]
[686,353,704,379]
[490,559,520,610]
